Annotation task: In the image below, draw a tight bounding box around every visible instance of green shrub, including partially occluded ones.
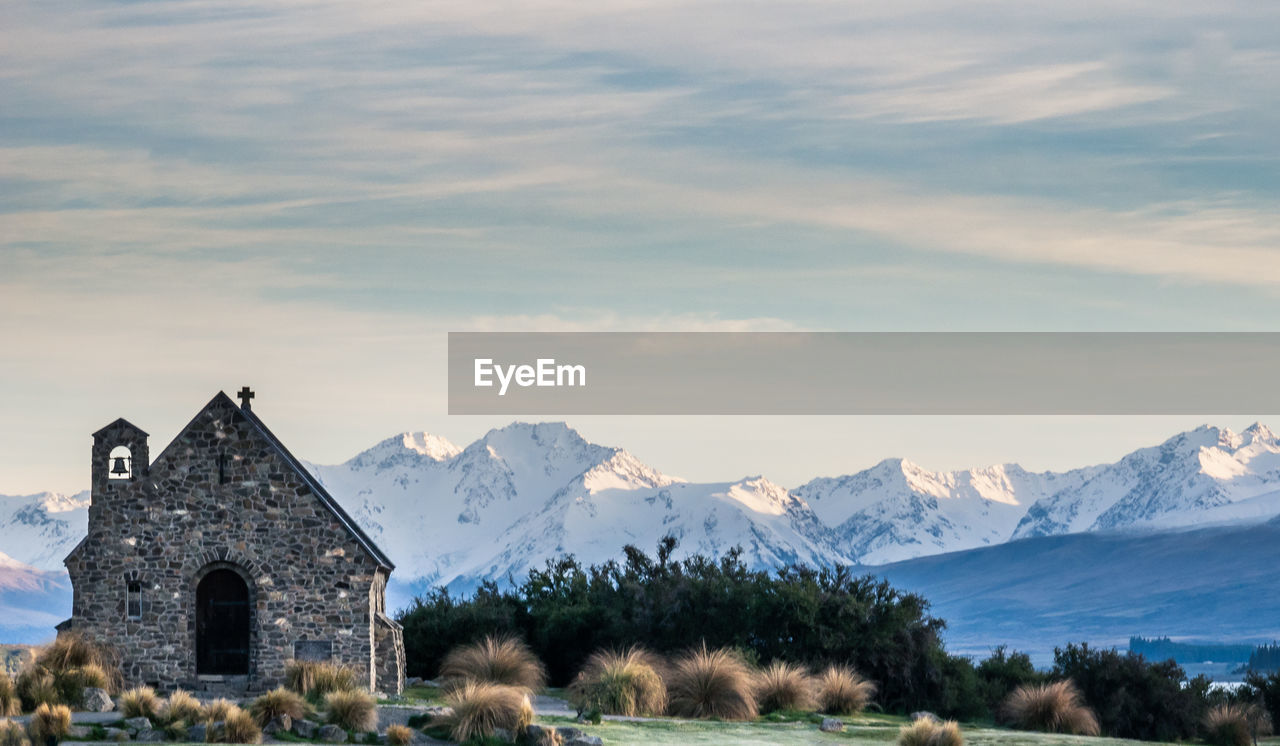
[1053,643,1200,741]
[27,703,71,745]
[324,689,378,733]
[975,647,1044,713]
[666,643,757,721]
[440,636,546,691]
[117,686,160,720]
[816,664,875,716]
[439,681,533,743]
[898,718,964,746]
[568,646,666,717]
[754,661,815,714]
[1001,680,1099,736]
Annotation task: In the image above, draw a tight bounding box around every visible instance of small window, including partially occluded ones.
[126,581,142,620]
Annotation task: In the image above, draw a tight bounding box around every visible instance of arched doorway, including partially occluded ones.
[196,568,250,675]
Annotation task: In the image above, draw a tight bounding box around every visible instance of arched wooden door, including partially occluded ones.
[196,568,250,675]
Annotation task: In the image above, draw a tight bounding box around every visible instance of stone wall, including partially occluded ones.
[65,394,394,693]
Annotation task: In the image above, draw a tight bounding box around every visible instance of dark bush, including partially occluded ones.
[399,537,961,714]
[976,646,1045,714]
[1052,642,1205,741]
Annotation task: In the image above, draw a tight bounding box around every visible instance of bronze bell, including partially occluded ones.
[111,456,129,475]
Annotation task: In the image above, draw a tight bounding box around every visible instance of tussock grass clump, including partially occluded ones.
[284,660,360,700]
[0,676,20,717]
[161,689,204,725]
[1203,704,1269,746]
[1002,680,1100,736]
[220,708,263,745]
[249,687,306,726]
[0,719,31,746]
[439,636,546,691]
[55,664,111,707]
[35,634,120,690]
[816,664,875,716]
[569,646,667,717]
[27,703,71,745]
[665,643,757,721]
[439,681,534,744]
[899,718,965,746]
[384,724,414,746]
[117,686,160,720]
[754,661,816,714]
[324,689,378,733]
[15,669,59,712]
[204,698,240,725]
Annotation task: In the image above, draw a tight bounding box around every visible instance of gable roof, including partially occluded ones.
[235,397,395,571]
[92,417,148,438]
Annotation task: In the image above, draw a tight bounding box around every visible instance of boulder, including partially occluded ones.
[423,705,453,720]
[134,728,166,742]
[404,677,424,688]
[493,728,512,742]
[319,724,349,743]
[911,711,943,724]
[67,726,93,739]
[263,714,293,735]
[557,726,587,740]
[122,717,152,735]
[564,736,603,746]
[294,719,320,738]
[819,718,845,733]
[186,723,208,742]
[82,687,115,713]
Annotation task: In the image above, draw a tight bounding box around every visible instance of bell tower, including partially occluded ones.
[91,418,150,498]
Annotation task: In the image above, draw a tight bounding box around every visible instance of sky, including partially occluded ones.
[2,1,1279,494]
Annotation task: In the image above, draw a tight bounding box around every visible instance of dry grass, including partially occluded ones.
[899,719,965,746]
[15,669,58,712]
[0,719,31,746]
[384,724,414,746]
[204,698,240,725]
[439,636,546,691]
[324,689,378,733]
[0,677,20,717]
[1203,704,1271,746]
[221,708,263,745]
[117,686,160,720]
[754,661,816,714]
[1002,680,1100,736]
[284,660,360,700]
[35,633,121,694]
[248,687,306,726]
[569,646,668,717]
[26,703,71,745]
[665,643,758,721]
[161,690,204,725]
[815,664,875,716]
[439,681,535,743]
[54,664,111,708]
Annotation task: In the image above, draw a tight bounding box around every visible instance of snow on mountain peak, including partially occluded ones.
[398,432,461,461]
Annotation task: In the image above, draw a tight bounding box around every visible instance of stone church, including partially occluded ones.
[61,388,405,695]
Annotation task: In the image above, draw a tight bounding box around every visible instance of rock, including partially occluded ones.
[68,725,93,739]
[556,727,586,740]
[819,718,845,733]
[564,736,603,746]
[319,724,349,743]
[102,727,128,742]
[82,687,115,712]
[423,705,454,720]
[294,719,320,738]
[122,717,152,735]
[525,725,552,742]
[186,723,207,742]
[405,677,424,687]
[911,711,943,724]
[135,728,166,742]
[493,728,512,742]
[264,714,293,735]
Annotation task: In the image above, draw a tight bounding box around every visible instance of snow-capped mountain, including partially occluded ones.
[1013,423,1280,538]
[0,491,89,572]
[306,423,843,591]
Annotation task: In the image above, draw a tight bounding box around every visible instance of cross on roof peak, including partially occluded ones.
[237,386,255,410]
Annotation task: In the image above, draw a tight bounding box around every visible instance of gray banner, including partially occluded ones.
[448,332,1280,415]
